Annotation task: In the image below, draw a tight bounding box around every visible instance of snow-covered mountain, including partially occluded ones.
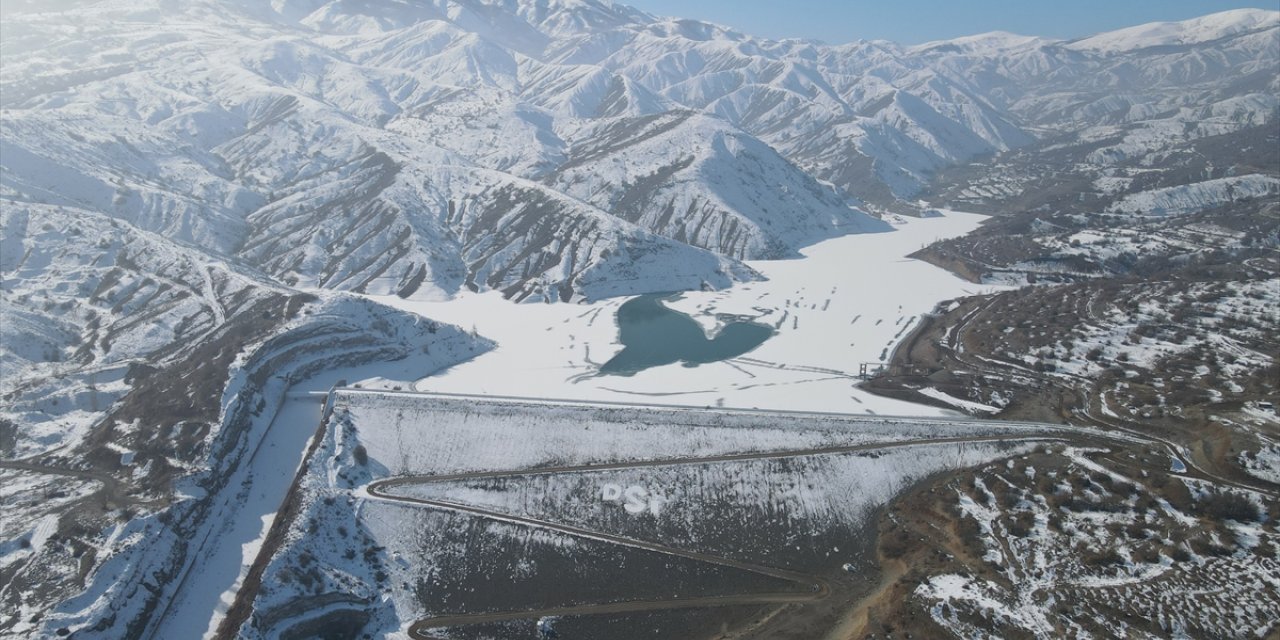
[4,2,1275,303]
[3,1,1279,637]
[1,0,1275,473]
[1,0,887,304]
[1064,8,1278,53]
[1,0,1275,444]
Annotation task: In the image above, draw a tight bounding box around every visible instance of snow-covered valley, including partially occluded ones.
[378,210,1005,415]
[1,0,1278,637]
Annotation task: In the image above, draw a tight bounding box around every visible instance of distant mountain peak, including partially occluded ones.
[909,30,1053,55]
[1064,7,1280,53]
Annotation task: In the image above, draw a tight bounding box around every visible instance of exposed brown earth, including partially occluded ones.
[840,445,1280,639]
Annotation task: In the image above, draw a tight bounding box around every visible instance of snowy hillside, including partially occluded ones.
[1,201,291,458]
[0,0,885,303]
[1108,174,1280,217]
[550,111,891,258]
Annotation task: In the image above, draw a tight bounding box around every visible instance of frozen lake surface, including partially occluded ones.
[373,210,1009,415]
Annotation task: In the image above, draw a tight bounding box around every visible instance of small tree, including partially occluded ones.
[1205,492,1260,523]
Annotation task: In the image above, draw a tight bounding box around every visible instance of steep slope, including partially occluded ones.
[5,2,1275,277]
[551,111,890,258]
[530,7,1277,205]
[1,203,288,459]
[0,198,498,639]
[551,21,1031,203]
[0,0,787,303]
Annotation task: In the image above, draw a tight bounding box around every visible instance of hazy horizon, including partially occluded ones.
[623,0,1277,44]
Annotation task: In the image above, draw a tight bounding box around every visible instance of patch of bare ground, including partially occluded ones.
[865,237,1280,490]
[855,187,1279,637]
[842,445,1280,639]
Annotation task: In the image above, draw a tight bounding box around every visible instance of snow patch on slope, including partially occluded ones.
[1108,174,1280,217]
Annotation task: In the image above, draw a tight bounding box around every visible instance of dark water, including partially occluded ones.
[599,294,774,376]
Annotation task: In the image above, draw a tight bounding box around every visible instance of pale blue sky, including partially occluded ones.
[622,1,1276,44]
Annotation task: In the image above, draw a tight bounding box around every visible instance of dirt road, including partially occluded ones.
[365,434,1073,637]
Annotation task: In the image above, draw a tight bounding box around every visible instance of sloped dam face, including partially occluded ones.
[600,293,774,375]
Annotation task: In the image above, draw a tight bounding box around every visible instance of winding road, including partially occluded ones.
[364,433,1075,637]
[233,388,1276,639]
[932,295,1280,499]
